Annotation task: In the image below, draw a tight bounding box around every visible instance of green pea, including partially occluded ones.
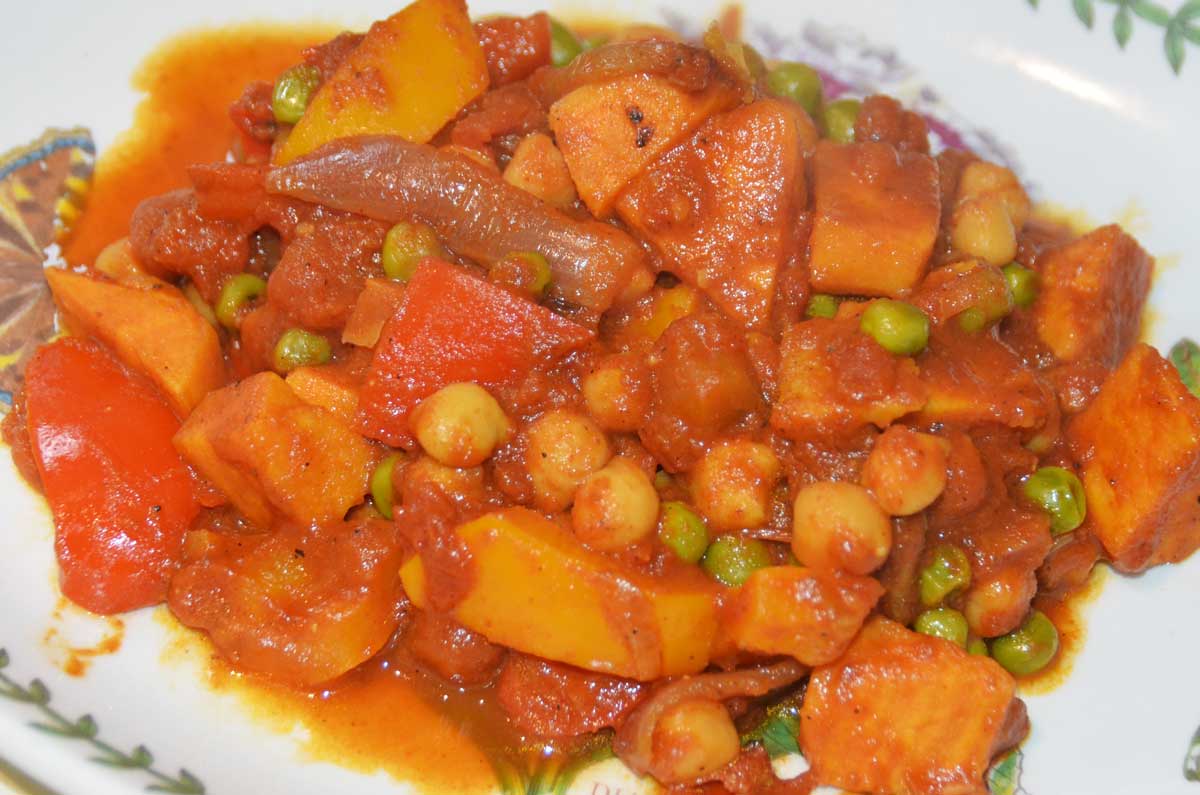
[499,251,552,296]
[1003,263,1040,309]
[659,502,709,564]
[370,453,402,520]
[990,610,1059,676]
[1023,466,1087,535]
[914,607,969,648]
[967,637,989,657]
[272,64,322,125]
[653,469,673,491]
[765,62,824,117]
[918,544,972,607]
[957,307,987,333]
[382,221,443,282]
[859,299,930,356]
[701,535,770,587]
[549,18,584,67]
[215,273,267,330]
[273,328,331,373]
[805,293,840,319]
[821,98,861,144]
[1169,338,1200,398]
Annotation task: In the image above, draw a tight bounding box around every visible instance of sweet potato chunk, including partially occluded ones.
[549,73,741,217]
[276,0,490,164]
[285,365,359,425]
[45,268,225,417]
[503,132,578,209]
[616,98,815,330]
[726,566,882,665]
[809,141,940,297]
[801,617,1024,795]
[1068,344,1200,571]
[175,372,373,528]
[169,519,403,687]
[1035,225,1152,366]
[917,329,1055,432]
[399,508,720,680]
[772,317,927,440]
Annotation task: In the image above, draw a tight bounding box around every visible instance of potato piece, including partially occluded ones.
[800,617,1024,795]
[175,372,373,528]
[503,132,578,208]
[169,519,402,687]
[549,73,741,217]
[1068,344,1200,571]
[45,268,225,417]
[726,566,882,665]
[285,364,359,425]
[616,98,815,330]
[772,317,927,440]
[917,330,1055,432]
[342,278,407,348]
[400,508,719,680]
[1035,224,1151,366]
[809,141,940,297]
[276,0,490,164]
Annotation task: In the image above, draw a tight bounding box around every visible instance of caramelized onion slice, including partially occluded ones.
[612,659,807,782]
[267,136,650,313]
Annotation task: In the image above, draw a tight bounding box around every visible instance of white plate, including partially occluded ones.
[2,1,1199,794]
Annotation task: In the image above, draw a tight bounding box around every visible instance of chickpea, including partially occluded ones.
[792,481,892,575]
[650,699,740,783]
[582,352,651,433]
[525,410,612,512]
[958,161,1030,228]
[399,456,487,507]
[963,568,1037,638]
[950,161,1031,266]
[572,457,660,551]
[411,383,510,468]
[861,426,949,516]
[950,199,1017,266]
[690,440,781,532]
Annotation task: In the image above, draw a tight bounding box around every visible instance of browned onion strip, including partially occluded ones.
[530,39,726,105]
[612,659,808,780]
[267,136,650,313]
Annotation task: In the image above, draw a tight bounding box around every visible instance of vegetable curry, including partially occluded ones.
[5,1,1200,793]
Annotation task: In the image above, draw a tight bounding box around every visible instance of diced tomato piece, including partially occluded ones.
[358,259,594,445]
[474,13,551,86]
[23,338,199,614]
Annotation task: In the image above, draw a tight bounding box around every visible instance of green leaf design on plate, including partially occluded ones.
[741,694,802,759]
[1033,0,1200,72]
[0,648,206,794]
[1170,339,1200,396]
[987,749,1024,795]
[1115,4,1135,45]
[1074,0,1097,27]
[495,733,616,795]
[1184,723,1200,781]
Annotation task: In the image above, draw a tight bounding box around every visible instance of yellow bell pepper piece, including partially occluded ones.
[400,508,719,680]
[275,0,489,164]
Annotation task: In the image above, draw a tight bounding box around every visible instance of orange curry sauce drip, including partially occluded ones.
[62,26,500,794]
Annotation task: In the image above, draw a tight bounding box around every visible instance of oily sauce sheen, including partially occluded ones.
[48,19,1111,795]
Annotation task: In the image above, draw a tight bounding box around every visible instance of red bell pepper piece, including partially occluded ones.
[23,337,200,614]
[358,259,594,446]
